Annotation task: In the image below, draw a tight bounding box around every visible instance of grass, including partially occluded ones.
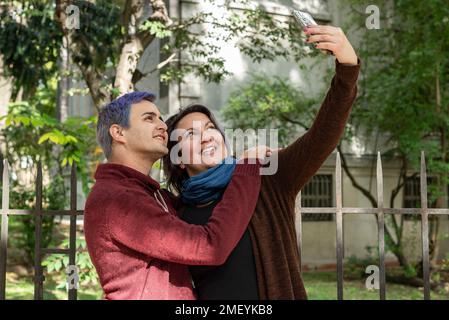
[5,270,449,300]
[5,272,102,300]
[302,271,449,300]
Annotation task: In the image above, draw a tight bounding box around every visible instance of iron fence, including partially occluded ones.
[0,151,447,300]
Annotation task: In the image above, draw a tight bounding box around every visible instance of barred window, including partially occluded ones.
[403,176,436,220]
[300,174,333,222]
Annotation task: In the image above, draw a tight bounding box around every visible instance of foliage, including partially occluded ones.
[160,0,313,85]
[1,0,317,108]
[42,237,98,290]
[0,0,62,99]
[6,176,67,265]
[1,92,100,194]
[223,0,449,278]
[345,0,449,180]
[1,74,99,267]
[0,0,121,100]
[342,0,449,273]
[222,67,327,147]
[68,0,122,67]
[442,253,449,272]
[346,251,380,279]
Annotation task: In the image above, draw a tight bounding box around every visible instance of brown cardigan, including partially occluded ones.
[248,59,361,299]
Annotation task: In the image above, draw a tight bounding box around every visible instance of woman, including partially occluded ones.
[162,24,361,299]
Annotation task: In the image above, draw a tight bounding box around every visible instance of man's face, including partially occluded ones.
[175,112,228,176]
[121,100,168,160]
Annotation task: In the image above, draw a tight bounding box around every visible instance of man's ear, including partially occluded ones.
[109,124,126,144]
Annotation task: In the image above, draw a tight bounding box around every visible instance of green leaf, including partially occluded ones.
[54,259,62,271]
[48,133,61,144]
[65,135,78,144]
[38,133,52,144]
[56,282,66,290]
[47,263,55,273]
[62,256,69,267]
[31,118,45,127]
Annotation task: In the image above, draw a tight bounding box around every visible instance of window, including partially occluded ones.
[403,176,436,220]
[300,174,333,221]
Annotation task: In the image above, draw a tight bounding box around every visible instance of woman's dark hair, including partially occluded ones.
[162,104,226,195]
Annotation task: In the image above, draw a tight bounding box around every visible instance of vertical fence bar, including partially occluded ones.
[420,152,430,300]
[297,191,303,273]
[34,161,44,300]
[68,163,77,300]
[0,160,10,300]
[335,152,344,300]
[376,152,386,300]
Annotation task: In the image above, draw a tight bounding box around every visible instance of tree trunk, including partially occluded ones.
[114,37,144,95]
[57,36,70,122]
[55,0,111,112]
[115,0,172,95]
[0,55,12,160]
[114,0,144,95]
[77,63,110,112]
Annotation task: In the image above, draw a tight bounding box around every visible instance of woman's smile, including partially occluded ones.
[202,144,217,156]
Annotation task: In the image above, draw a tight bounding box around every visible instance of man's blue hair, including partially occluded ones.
[97,91,156,159]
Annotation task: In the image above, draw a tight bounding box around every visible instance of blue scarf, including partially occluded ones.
[181,157,237,205]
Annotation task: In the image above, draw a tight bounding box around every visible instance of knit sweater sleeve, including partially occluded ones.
[107,163,261,266]
[269,59,361,199]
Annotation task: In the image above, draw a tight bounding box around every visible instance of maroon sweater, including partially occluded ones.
[84,162,260,299]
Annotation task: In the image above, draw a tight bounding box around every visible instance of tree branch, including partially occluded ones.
[336,143,402,257]
[279,114,309,130]
[337,144,378,207]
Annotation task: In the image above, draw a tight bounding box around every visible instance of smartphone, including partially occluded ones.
[291,9,333,55]
[292,10,317,28]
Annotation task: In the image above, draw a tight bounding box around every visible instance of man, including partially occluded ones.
[84,91,262,299]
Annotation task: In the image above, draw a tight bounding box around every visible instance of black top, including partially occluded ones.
[181,199,259,300]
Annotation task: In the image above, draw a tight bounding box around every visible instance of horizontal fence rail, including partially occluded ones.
[0,151,447,300]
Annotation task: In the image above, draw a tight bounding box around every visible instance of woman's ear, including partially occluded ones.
[180,162,185,170]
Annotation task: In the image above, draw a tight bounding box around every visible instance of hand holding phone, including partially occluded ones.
[291,10,333,55]
[304,25,358,65]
